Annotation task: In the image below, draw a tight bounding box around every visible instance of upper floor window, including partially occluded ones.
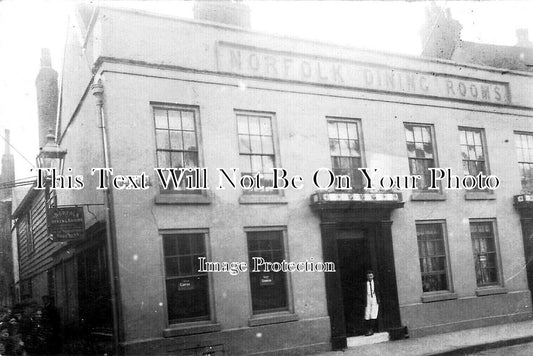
[459,127,488,183]
[416,221,451,293]
[404,123,436,190]
[328,118,363,190]
[470,220,501,287]
[515,132,533,191]
[162,232,210,324]
[236,111,276,194]
[153,105,200,194]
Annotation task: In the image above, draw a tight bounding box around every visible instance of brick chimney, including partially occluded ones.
[35,48,59,150]
[419,4,462,59]
[193,1,251,29]
[516,28,532,48]
[0,129,14,201]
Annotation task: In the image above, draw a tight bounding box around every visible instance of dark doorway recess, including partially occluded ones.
[311,194,407,350]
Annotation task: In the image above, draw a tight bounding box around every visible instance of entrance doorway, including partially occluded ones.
[336,229,376,336]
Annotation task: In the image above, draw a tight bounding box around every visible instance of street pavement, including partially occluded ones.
[315,318,533,356]
[471,341,533,355]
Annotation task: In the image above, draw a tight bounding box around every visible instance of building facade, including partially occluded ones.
[13,4,533,355]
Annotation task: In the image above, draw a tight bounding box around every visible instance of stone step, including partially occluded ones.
[346,332,390,348]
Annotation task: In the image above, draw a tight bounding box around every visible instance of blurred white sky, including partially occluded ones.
[0,0,532,180]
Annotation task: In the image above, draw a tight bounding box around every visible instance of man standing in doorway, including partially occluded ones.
[364,270,380,336]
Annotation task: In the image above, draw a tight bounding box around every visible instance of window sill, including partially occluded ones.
[411,191,446,201]
[163,322,221,337]
[465,191,496,200]
[155,193,212,205]
[475,287,508,297]
[421,292,458,303]
[248,312,298,327]
[239,194,288,205]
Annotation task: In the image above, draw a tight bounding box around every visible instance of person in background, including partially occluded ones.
[363,270,380,336]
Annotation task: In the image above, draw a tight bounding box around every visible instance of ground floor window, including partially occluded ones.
[162,232,210,324]
[416,221,451,293]
[246,229,289,314]
[470,220,501,287]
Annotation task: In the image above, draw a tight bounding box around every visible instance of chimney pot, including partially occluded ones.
[516,28,530,46]
[193,1,251,29]
[40,48,52,68]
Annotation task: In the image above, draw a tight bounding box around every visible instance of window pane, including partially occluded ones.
[240,155,252,173]
[239,135,251,154]
[156,130,170,150]
[237,115,249,134]
[168,110,182,130]
[260,117,272,136]
[328,122,338,139]
[262,136,274,154]
[154,109,168,129]
[169,131,183,150]
[183,131,197,151]
[248,116,260,135]
[181,111,195,131]
[183,152,198,167]
[157,151,170,168]
[250,135,262,153]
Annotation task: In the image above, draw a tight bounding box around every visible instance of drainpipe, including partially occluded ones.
[91,79,123,355]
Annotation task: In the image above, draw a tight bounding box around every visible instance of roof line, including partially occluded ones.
[94,5,533,78]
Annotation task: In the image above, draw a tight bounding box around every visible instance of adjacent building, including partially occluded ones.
[0,130,14,307]
[12,3,533,355]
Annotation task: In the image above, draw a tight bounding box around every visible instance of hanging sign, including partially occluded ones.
[47,206,85,241]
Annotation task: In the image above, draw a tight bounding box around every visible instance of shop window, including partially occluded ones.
[416,222,451,293]
[162,232,210,324]
[404,124,437,190]
[470,220,501,287]
[236,111,277,194]
[327,118,363,190]
[515,132,533,191]
[153,105,201,194]
[459,127,489,188]
[246,230,289,314]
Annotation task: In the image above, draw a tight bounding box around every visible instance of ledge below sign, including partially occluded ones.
[47,206,86,242]
[310,191,404,211]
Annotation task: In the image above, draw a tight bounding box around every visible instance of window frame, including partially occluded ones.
[469,219,504,289]
[458,126,491,188]
[514,131,533,192]
[159,229,216,326]
[326,117,366,192]
[403,122,440,192]
[235,110,281,196]
[151,103,204,196]
[244,226,294,317]
[415,220,453,296]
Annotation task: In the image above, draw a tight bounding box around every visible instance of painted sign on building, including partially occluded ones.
[217,42,510,105]
[47,206,85,241]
